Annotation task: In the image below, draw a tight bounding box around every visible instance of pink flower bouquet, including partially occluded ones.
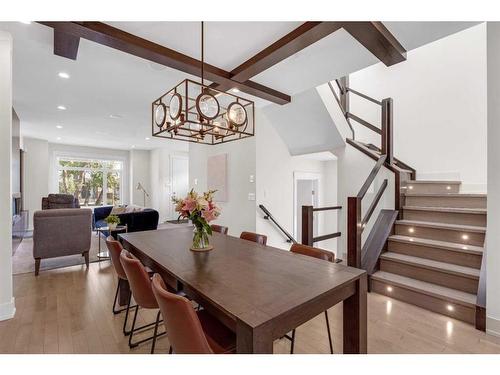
[173,189,221,249]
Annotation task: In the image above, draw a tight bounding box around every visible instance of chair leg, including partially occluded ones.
[290,329,296,354]
[123,293,132,336]
[150,310,161,354]
[128,306,139,348]
[324,310,334,354]
[169,346,173,354]
[83,251,89,268]
[128,305,166,349]
[35,258,41,276]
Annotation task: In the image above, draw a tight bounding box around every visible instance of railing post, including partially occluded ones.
[381,97,393,165]
[301,205,314,246]
[347,197,362,268]
[339,76,349,114]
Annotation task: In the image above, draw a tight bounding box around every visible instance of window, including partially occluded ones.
[57,157,123,207]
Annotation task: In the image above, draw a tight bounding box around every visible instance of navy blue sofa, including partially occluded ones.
[93,206,160,237]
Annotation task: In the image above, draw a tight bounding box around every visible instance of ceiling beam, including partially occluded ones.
[211,22,343,92]
[54,30,80,60]
[37,21,291,105]
[342,22,407,66]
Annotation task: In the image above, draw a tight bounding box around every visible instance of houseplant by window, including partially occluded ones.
[104,214,120,231]
[173,189,220,251]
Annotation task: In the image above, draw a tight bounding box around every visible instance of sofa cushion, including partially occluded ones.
[110,206,127,215]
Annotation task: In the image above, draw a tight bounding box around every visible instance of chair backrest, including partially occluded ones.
[211,224,228,235]
[42,194,80,209]
[240,231,267,245]
[290,243,335,263]
[119,250,157,309]
[106,236,127,280]
[151,273,213,354]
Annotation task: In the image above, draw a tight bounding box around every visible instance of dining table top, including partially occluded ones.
[119,226,366,330]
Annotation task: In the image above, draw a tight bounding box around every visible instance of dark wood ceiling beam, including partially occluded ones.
[54,30,80,60]
[342,22,407,66]
[37,21,291,105]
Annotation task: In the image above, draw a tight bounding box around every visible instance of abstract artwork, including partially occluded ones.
[207,153,228,202]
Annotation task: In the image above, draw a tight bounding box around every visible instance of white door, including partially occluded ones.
[170,156,189,220]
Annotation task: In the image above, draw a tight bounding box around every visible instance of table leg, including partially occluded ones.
[118,278,130,307]
[236,321,273,354]
[343,273,367,354]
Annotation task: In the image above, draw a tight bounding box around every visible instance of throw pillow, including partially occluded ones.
[110,206,127,215]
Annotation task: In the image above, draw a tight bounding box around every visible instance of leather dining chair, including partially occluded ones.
[240,231,267,245]
[286,243,335,354]
[151,273,236,354]
[120,250,166,353]
[211,224,228,235]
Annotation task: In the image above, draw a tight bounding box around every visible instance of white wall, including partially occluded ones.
[189,138,256,238]
[130,149,151,207]
[348,23,487,192]
[255,110,338,251]
[486,22,500,337]
[0,31,15,321]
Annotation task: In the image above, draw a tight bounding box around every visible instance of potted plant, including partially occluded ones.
[104,214,120,231]
[173,189,220,251]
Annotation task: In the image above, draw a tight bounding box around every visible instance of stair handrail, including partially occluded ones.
[301,205,342,246]
[258,204,297,244]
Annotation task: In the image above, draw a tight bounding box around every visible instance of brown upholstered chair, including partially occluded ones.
[120,250,165,353]
[151,273,236,354]
[240,231,267,245]
[287,243,335,354]
[211,224,228,235]
[42,193,80,209]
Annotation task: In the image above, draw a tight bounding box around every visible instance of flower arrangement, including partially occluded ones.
[173,189,221,250]
[104,214,120,231]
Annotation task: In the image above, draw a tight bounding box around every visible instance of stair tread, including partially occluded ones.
[396,219,486,233]
[407,180,461,185]
[371,271,477,307]
[403,206,487,214]
[380,252,480,278]
[405,193,486,197]
[388,235,483,255]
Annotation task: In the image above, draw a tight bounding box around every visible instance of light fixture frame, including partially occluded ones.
[152,79,255,145]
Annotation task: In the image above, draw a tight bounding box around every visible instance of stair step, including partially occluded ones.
[405,193,486,209]
[395,219,486,246]
[402,206,487,226]
[388,235,483,255]
[405,181,461,194]
[370,271,477,324]
[380,252,479,293]
[380,252,480,279]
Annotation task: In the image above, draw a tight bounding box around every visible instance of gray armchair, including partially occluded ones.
[33,208,92,276]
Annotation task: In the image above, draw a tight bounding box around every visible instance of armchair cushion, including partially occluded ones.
[42,194,80,210]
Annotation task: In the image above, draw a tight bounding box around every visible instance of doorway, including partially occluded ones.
[169,155,189,220]
[293,172,321,243]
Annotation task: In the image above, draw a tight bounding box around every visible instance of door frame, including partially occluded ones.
[169,154,189,220]
[293,171,322,243]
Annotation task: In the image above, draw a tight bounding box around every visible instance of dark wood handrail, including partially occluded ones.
[313,205,342,212]
[346,87,382,106]
[361,179,388,226]
[313,232,341,242]
[347,113,381,134]
[259,204,297,244]
[357,155,387,199]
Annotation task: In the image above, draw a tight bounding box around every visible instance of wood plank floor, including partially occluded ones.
[1,260,500,354]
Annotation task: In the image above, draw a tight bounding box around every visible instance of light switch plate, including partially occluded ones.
[248,193,256,201]
[194,178,198,185]
[249,174,255,183]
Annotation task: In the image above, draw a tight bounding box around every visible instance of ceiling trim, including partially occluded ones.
[37,21,291,105]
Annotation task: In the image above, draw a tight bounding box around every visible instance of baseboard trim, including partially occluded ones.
[486,315,500,337]
[0,297,16,321]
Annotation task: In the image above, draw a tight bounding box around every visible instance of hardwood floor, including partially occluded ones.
[1,260,500,354]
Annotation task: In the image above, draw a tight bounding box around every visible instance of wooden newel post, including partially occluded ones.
[301,205,314,246]
[339,76,349,113]
[381,97,393,165]
[347,197,362,268]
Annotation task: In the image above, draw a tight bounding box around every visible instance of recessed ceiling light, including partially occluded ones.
[19,21,31,25]
[145,137,150,141]
[56,137,61,141]
[109,114,122,119]
[56,125,63,129]
[231,88,240,93]
[131,145,136,149]
[58,72,70,79]
[57,105,66,110]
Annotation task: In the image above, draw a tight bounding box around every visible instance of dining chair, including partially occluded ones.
[151,273,236,354]
[120,250,166,353]
[211,224,228,235]
[240,231,267,245]
[287,243,335,354]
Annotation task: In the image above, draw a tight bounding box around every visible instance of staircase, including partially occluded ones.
[371,180,486,325]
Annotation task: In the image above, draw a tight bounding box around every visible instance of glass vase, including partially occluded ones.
[192,225,210,250]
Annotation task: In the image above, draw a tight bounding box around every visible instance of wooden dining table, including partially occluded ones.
[119,227,367,354]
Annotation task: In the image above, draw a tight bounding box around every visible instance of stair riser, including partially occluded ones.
[380,259,478,293]
[405,183,460,194]
[387,241,482,269]
[370,278,475,324]
[395,224,485,246]
[403,210,486,227]
[405,196,486,209]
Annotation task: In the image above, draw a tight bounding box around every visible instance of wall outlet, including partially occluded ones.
[248,193,256,201]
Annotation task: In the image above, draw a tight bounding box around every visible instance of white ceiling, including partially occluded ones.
[0,21,480,151]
